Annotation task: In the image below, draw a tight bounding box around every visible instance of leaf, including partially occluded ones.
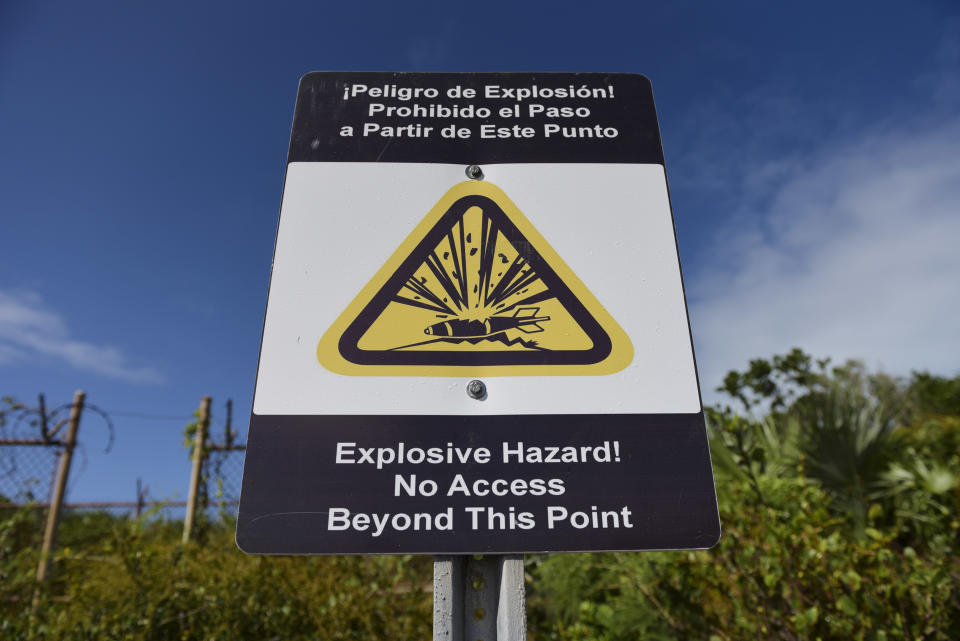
[836,594,857,616]
[841,569,862,591]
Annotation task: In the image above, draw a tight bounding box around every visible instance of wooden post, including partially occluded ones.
[182,396,211,544]
[38,393,48,440]
[36,390,84,582]
[224,398,233,446]
[135,478,145,518]
[434,554,526,641]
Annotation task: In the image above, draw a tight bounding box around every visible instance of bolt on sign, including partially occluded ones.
[236,72,720,554]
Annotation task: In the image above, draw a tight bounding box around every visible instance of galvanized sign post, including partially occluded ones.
[238,72,719,639]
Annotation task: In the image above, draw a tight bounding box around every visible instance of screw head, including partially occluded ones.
[466,165,484,180]
[466,379,486,400]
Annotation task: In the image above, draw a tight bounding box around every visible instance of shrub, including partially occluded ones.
[529,478,960,640]
[1,513,432,640]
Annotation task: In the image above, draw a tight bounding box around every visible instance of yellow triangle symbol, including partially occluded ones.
[317,181,633,376]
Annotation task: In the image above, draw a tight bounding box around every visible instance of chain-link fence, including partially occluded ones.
[0,392,91,580]
[0,446,59,553]
[205,445,246,509]
[0,443,59,506]
[0,399,66,505]
[180,397,246,541]
[1,393,248,584]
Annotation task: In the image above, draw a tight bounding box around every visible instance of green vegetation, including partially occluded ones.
[1,511,432,639]
[529,351,960,639]
[2,350,959,639]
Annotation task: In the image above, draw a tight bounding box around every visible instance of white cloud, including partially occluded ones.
[0,290,164,384]
[688,115,960,405]
[0,343,26,365]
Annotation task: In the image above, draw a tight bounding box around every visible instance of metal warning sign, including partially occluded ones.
[237,72,719,555]
[318,181,632,376]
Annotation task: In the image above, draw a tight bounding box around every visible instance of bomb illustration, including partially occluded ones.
[423,307,551,337]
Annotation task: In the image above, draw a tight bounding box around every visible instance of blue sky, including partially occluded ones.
[1,1,958,503]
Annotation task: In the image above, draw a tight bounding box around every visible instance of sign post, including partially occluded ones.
[238,72,720,637]
[433,555,525,641]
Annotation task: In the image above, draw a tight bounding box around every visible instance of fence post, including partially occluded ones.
[182,396,211,544]
[224,398,233,446]
[135,478,145,518]
[433,554,526,640]
[36,390,85,582]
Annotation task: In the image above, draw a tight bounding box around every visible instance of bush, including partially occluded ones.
[527,353,960,640]
[529,478,960,640]
[1,513,432,640]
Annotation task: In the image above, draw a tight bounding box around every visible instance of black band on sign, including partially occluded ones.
[288,72,665,165]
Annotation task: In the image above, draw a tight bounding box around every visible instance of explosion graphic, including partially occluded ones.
[355,204,593,354]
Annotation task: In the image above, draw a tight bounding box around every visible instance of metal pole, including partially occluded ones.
[36,390,84,582]
[434,554,526,641]
[182,396,211,544]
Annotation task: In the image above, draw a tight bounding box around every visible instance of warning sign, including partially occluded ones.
[237,72,720,556]
[318,180,632,376]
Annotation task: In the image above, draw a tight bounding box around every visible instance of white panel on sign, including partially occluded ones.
[254,162,700,416]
